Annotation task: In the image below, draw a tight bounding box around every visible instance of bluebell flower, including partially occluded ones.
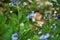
[53,11,57,17]
[11,0,18,5]
[51,24,56,30]
[40,35,46,40]
[22,2,27,6]
[40,39,46,40]
[44,33,50,39]
[51,1,58,6]
[12,33,18,40]
[53,13,57,17]
[53,11,58,20]
[38,29,42,35]
[55,16,58,20]
[26,11,35,19]
[47,13,50,18]
[40,33,50,40]
[27,38,30,40]
[53,24,56,30]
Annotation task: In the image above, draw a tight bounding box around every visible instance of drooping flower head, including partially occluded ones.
[12,33,18,40]
[51,24,56,30]
[40,33,50,40]
[26,11,35,19]
[11,0,18,5]
[22,2,27,6]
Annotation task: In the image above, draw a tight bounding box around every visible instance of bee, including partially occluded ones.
[32,10,45,28]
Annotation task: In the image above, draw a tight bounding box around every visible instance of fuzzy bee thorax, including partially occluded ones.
[32,12,44,27]
[34,12,42,21]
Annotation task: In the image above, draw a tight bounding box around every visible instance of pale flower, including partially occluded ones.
[22,2,27,6]
[20,23,24,27]
[38,29,42,35]
[12,33,18,40]
[10,11,13,13]
[44,33,50,39]
[27,38,30,40]
[37,21,44,26]
[28,0,32,3]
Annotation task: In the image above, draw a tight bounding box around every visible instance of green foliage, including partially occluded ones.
[0,0,60,40]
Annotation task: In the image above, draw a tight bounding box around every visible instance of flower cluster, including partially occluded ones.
[26,11,35,19]
[50,24,56,30]
[40,33,50,40]
[12,33,18,40]
[11,0,18,5]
